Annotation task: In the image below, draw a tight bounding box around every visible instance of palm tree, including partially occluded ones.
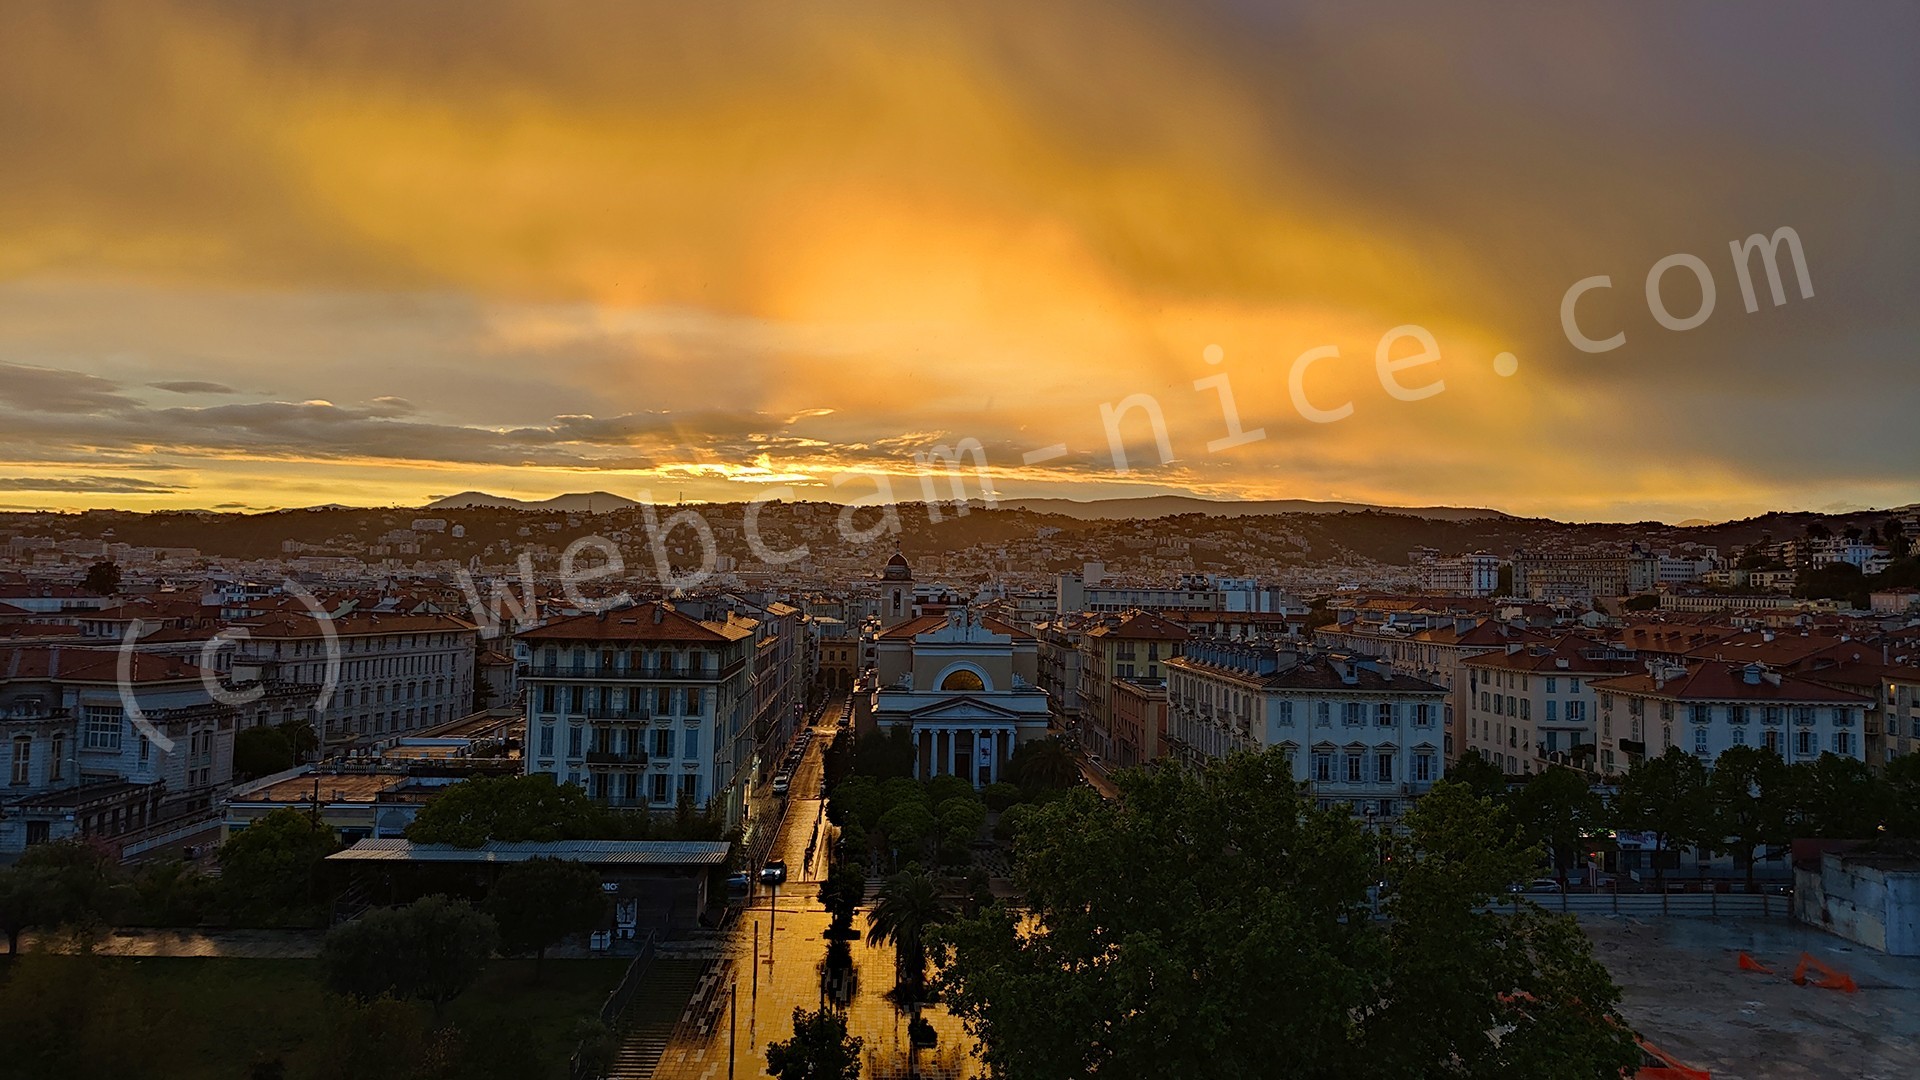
[1008,739,1081,792]
[865,867,952,997]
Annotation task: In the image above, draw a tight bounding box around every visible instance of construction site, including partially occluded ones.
[1587,916,1920,1080]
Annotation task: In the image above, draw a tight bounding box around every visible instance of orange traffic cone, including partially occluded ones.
[1737,952,1773,974]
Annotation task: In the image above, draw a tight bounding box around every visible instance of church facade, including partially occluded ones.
[863,555,1051,785]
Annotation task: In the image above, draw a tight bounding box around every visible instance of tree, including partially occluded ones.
[82,560,121,596]
[277,719,320,762]
[817,865,867,939]
[865,866,952,997]
[0,839,120,948]
[1509,768,1603,883]
[321,895,498,1019]
[851,727,915,779]
[482,857,608,977]
[934,756,1637,1079]
[1707,745,1792,888]
[218,807,339,925]
[1006,739,1080,792]
[1804,521,1832,540]
[765,1007,864,1080]
[1613,747,1711,885]
[405,775,597,847]
[233,725,295,781]
[1444,749,1509,801]
[1789,752,1890,838]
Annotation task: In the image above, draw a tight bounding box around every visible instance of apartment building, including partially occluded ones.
[1590,661,1874,775]
[1459,636,1636,776]
[227,612,479,747]
[1077,610,1189,763]
[518,603,755,825]
[1511,548,1659,601]
[1166,641,1447,822]
[0,648,236,854]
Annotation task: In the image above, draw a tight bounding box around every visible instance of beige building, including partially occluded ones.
[867,605,1051,786]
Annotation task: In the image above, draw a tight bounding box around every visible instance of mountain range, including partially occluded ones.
[426,490,1508,521]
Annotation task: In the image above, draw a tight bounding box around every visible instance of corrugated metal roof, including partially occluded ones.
[326,838,731,866]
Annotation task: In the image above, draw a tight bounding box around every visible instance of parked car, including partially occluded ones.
[772,773,791,795]
[726,871,752,894]
[760,860,788,885]
[1525,878,1563,894]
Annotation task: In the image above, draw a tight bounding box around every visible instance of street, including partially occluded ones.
[653,698,982,1080]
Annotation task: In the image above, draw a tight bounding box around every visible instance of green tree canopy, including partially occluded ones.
[934,753,1638,1079]
[481,857,608,974]
[1006,738,1080,792]
[1789,752,1891,838]
[1509,767,1604,880]
[1613,747,1711,883]
[218,807,339,925]
[817,865,867,938]
[404,775,597,847]
[1444,749,1509,801]
[82,560,121,596]
[320,895,498,1018]
[233,725,295,781]
[1708,744,1793,887]
[866,866,952,997]
[765,1007,864,1080]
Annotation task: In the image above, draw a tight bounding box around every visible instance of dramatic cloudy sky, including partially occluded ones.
[1,1,1914,520]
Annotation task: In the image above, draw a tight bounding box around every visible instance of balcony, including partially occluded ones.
[585,749,649,768]
[530,662,719,681]
[586,707,651,722]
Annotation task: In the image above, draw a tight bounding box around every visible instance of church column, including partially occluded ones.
[987,729,999,785]
[938,728,950,777]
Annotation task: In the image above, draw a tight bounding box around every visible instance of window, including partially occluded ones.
[1693,726,1710,755]
[567,725,583,757]
[1414,703,1432,726]
[1731,726,1746,746]
[1317,702,1331,727]
[1796,730,1814,756]
[48,733,65,781]
[1481,692,1491,711]
[10,736,30,785]
[1413,753,1434,782]
[1376,702,1394,726]
[1545,700,1559,722]
[686,688,704,715]
[1834,731,1853,756]
[539,686,556,713]
[1763,730,1781,754]
[83,706,123,751]
[1519,699,1531,721]
[1345,754,1363,783]
[1690,705,1712,724]
[538,724,555,757]
[653,729,675,758]
[1569,679,1582,693]
[1278,701,1294,726]
[679,775,698,800]
[1567,701,1587,723]
[1729,705,1747,725]
[1545,677,1559,694]
[1313,752,1333,782]
[1375,752,1394,783]
[682,727,699,760]
[651,774,670,803]
[1344,703,1364,726]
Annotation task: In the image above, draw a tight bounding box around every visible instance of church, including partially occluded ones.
[861,553,1051,785]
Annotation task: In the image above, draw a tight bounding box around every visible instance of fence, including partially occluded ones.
[1518,891,1789,919]
[569,931,659,1080]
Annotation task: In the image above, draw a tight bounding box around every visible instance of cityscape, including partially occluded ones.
[2,3,1917,1080]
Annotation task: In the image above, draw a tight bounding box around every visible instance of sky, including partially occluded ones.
[0,1,1915,523]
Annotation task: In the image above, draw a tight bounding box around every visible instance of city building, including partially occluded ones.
[865,604,1051,785]
[1459,636,1636,775]
[1166,640,1447,822]
[1076,610,1189,762]
[1591,661,1875,775]
[518,603,755,825]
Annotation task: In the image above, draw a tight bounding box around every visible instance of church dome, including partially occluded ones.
[883,551,913,580]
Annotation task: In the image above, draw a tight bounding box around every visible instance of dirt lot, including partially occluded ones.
[1584,916,1920,1079]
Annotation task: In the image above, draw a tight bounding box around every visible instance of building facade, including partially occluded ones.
[518,603,754,825]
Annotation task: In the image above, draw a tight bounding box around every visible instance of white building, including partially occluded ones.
[518,603,754,824]
[1459,636,1636,776]
[1591,661,1874,775]
[227,612,478,746]
[865,606,1051,786]
[1166,641,1447,822]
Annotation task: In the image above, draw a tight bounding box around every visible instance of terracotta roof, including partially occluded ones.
[0,646,209,684]
[234,611,478,638]
[1086,610,1191,641]
[1591,664,1872,704]
[1459,635,1635,675]
[517,602,752,643]
[874,613,1033,641]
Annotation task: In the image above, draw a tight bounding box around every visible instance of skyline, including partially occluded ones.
[2,1,1916,522]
